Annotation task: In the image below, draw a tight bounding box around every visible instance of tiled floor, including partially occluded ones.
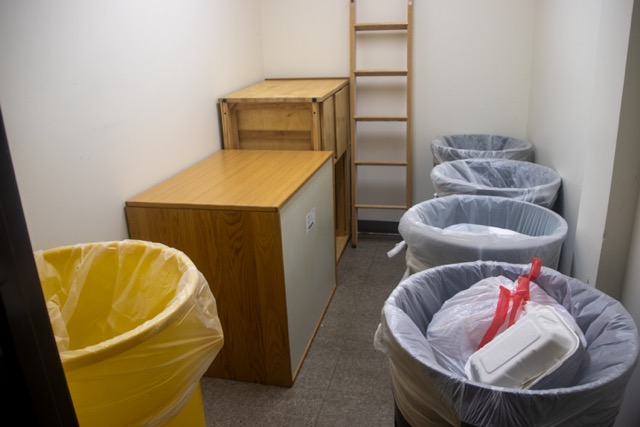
[200,233,407,427]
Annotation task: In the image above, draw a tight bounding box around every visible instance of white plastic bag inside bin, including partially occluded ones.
[396,195,568,274]
[431,158,562,208]
[373,260,639,427]
[426,262,586,390]
[431,134,534,165]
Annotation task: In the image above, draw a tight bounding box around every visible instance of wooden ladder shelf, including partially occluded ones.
[349,0,413,247]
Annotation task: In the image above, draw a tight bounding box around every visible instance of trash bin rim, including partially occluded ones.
[401,194,568,243]
[431,134,533,151]
[431,158,562,192]
[38,239,202,370]
[382,260,640,397]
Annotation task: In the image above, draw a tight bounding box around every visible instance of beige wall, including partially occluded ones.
[616,2,640,425]
[413,0,535,203]
[262,0,535,221]
[2,1,634,288]
[597,0,640,300]
[527,0,635,287]
[260,0,350,78]
[618,193,640,426]
[527,0,602,277]
[0,0,638,423]
[0,0,264,251]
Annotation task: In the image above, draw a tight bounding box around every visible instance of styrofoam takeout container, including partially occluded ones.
[464,305,580,389]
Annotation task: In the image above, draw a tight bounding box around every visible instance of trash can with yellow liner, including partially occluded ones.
[34,239,224,427]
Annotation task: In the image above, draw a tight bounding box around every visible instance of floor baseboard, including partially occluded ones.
[357,220,400,235]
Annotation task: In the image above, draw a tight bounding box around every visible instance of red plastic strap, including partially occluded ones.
[507,257,541,325]
[528,257,542,280]
[507,290,529,327]
[477,285,511,349]
[476,257,543,349]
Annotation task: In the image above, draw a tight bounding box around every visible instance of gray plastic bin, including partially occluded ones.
[374,260,639,427]
[431,158,562,208]
[398,195,568,274]
[431,134,534,165]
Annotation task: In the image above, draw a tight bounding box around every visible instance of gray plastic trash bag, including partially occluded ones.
[373,260,639,427]
[431,134,535,165]
[431,158,562,208]
[398,195,568,274]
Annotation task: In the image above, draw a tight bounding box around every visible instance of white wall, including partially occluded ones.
[262,0,535,221]
[595,0,640,300]
[615,2,640,425]
[260,0,349,78]
[617,195,640,426]
[1,0,634,295]
[527,0,602,276]
[526,2,639,423]
[0,0,264,251]
[414,0,535,202]
[1,0,638,423]
[574,0,635,293]
[527,0,634,283]
[620,0,640,337]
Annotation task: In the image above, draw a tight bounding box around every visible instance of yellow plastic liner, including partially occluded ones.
[35,240,224,426]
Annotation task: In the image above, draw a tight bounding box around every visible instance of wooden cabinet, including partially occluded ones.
[219,78,351,260]
[125,150,336,387]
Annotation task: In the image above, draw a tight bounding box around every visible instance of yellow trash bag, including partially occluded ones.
[34,240,224,427]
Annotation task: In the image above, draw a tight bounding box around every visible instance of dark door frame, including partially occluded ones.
[0,105,78,425]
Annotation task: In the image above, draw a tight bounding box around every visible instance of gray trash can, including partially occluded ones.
[431,158,562,209]
[398,195,568,274]
[431,134,534,165]
[374,260,640,427]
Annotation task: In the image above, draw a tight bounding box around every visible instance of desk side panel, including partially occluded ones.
[279,160,336,379]
[125,206,293,386]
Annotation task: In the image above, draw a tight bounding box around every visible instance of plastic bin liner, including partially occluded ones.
[397,195,568,274]
[431,158,562,208]
[431,134,534,165]
[373,260,640,427]
[35,240,224,427]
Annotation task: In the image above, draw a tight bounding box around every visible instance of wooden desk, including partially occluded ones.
[125,150,336,387]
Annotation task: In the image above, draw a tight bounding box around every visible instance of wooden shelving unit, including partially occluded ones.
[218,78,351,261]
[350,0,413,246]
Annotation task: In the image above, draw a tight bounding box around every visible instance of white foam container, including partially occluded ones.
[465,305,580,389]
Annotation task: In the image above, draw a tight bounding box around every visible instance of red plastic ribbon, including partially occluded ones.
[477,285,512,349]
[477,257,542,350]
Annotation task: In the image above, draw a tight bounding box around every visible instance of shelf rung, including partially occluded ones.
[355,203,409,210]
[354,69,408,77]
[355,161,407,166]
[354,22,408,31]
[354,115,407,122]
